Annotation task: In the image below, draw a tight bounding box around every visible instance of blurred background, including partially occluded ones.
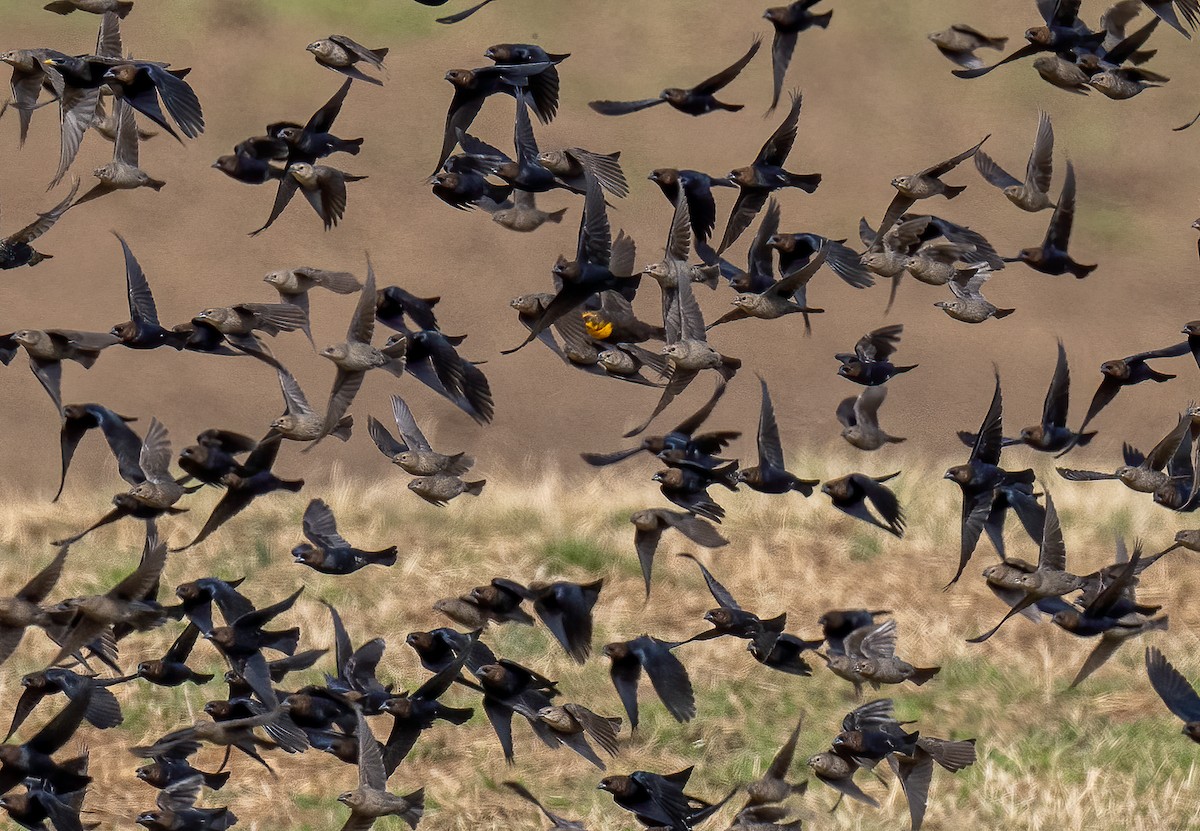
[0,0,1197,494]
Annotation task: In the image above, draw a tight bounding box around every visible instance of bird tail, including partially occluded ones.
[1075,431,1099,447]
[909,666,941,686]
[885,434,907,444]
[894,364,918,374]
[464,479,486,496]
[786,172,822,193]
[993,307,1017,319]
[918,737,977,771]
[400,788,425,829]
[337,138,365,156]
[366,546,399,566]
[1004,468,1037,486]
[813,10,833,27]
[985,34,1008,48]
[188,670,215,685]
[203,769,232,790]
[546,208,568,224]
[788,475,819,497]
[372,47,390,60]
[1068,259,1098,279]
[715,460,741,490]
[438,705,475,725]
[1148,368,1176,382]
[715,101,745,112]
[719,355,742,379]
[942,184,967,199]
[115,0,134,16]
[280,478,305,493]
[43,0,77,13]
[147,178,166,191]
[1147,614,1170,633]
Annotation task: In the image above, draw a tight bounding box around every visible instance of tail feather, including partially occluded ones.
[908,666,941,686]
[994,307,1016,318]
[942,184,967,199]
[367,546,399,566]
[546,208,567,223]
[464,479,486,496]
[787,172,822,193]
[814,10,833,27]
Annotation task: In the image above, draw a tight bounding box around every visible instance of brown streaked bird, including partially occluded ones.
[589,38,761,117]
[336,709,424,831]
[743,718,807,807]
[718,92,822,253]
[492,190,567,233]
[806,751,878,809]
[630,509,728,597]
[536,703,622,770]
[537,146,628,198]
[629,252,740,438]
[51,417,184,547]
[1146,647,1200,743]
[72,100,163,208]
[307,36,388,85]
[263,266,362,343]
[1089,66,1168,99]
[318,263,406,440]
[849,619,940,688]
[969,492,1088,643]
[46,526,167,666]
[935,262,1014,324]
[820,472,904,536]
[0,48,62,148]
[708,218,826,329]
[837,385,906,451]
[270,366,353,444]
[869,135,988,251]
[1003,160,1095,278]
[974,110,1055,211]
[408,474,485,507]
[1057,407,1196,493]
[928,24,1007,68]
[253,162,367,234]
[1032,55,1092,93]
[43,0,131,16]
[900,241,978,287]
[369,394,472,476]
[0,327,118,416]
[131,707,289,772]
[0,545,69,666]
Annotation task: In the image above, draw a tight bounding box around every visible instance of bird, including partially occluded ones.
[1146,647,1200,742]
[491,190,567,233]
[503,782,587,831]
[317,262,405,441]
[0,328,119,417]
[335,709,424,831]
[603,636,695,728]
[0,180,77,269]
[1003,160,1096,278]
[263,266,362,343]
[1057,408,1195,493]
[928,23,1008,68]
[718,92,822,253]
[53,402,141,501]
[589,38,761,116]
[0,545,69,665]
[307,36,388,85]
[368,394,473,476]
[270,366,353,444]
[292,499,397,575]
[630,509,728,597]
[836,385,906,450]
[821,473,905,536]
[868,136,988,250]
[1013,340,1096,456]
[743,718,807,807]
[934,263,1014,324]
[101,61,204,141]
[835,324,917,386]
[974,110,1055,211]
[737,376,819,496]
[1079,345,1183,430]
[72,100,164,207]
[764,2,833,112]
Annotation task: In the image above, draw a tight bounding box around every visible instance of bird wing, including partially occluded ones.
[1037,492,1067,572]
[138,418,173,482]
[1146,647,1200,722]
[970,372,1004,466]
[345,261,376,345]
[115,232,159,326]
[973,150,1020,190]
[390,394,432,451]
[1042,341,1071,429]
[588,97,665,116]
[693,37,762,95]
[1043,160,1077,254]
[1026,110,1054,193]
[678,552,741,610]
[755,90,802,167]
[920,135,988,178]
[9,180,78,245]
[276,366,315,417]
[755,376,786,472]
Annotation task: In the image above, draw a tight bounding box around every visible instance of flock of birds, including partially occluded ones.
[0,0,1199,829]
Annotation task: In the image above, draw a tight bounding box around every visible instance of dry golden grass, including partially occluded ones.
[1,455,1198,831]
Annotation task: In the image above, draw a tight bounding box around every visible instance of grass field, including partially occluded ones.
[2,454,1198,831]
